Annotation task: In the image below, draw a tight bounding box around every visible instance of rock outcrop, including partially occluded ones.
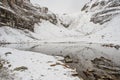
[81,0,120,24]
[0,0,58,31]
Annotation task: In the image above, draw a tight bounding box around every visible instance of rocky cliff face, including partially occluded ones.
[81,0,120,24]
[0,0,57,31]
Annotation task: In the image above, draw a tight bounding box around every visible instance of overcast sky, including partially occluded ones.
[31,0,90,14]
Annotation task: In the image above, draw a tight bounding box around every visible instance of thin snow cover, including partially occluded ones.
[0,47,80,80]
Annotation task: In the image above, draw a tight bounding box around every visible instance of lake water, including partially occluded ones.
[1,42,120,80]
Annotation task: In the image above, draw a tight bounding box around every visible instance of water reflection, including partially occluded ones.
[2,43,119,63]
[1,42,120,80]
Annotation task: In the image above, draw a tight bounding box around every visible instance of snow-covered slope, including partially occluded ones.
[67,0,120,44]
[80,14,120,44]
[0,0,83,43]
[81,0,120,24]
[0,47,81,80]
[0,26,40,43]
[0,0,120,44]
[34,20,81,40]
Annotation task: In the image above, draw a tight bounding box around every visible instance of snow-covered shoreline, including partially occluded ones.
[0,47,81,80]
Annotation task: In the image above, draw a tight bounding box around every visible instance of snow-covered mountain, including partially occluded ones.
[0,0,120,44]
[81,0,120,24]
[81,0,120,44]
[67,0,120,44]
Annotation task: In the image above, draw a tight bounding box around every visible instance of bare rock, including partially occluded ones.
[64,55,73,63]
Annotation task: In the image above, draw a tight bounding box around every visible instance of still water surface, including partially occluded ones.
[1,42,120,80]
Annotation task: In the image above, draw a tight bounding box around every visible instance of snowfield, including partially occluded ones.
[34,20,81,39]
[0,47,81,80]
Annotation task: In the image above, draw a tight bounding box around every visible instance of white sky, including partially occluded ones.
[31,0,90,14]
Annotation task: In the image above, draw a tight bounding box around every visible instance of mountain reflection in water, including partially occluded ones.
[1,42,120,80]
